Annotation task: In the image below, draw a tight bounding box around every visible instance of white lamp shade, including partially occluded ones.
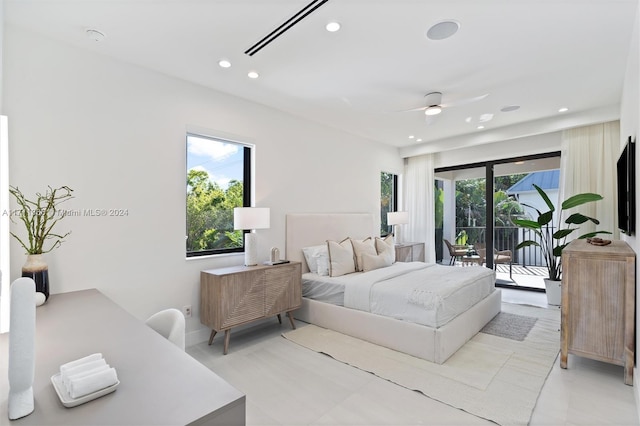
[387,211,409,225]
[233,207,270,230]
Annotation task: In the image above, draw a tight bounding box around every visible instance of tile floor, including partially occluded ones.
[187,288,639,425]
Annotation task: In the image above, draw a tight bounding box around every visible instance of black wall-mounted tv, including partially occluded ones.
[617,136,636,235]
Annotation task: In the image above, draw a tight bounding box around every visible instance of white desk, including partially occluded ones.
[0,289,245,425]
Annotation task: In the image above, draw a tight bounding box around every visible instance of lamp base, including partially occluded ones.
[393,225,403,245]
[244,233,258,266]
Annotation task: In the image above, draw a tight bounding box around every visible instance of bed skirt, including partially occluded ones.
[294,289,502,364]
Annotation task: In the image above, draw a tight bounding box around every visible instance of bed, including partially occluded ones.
[285,213,501,364]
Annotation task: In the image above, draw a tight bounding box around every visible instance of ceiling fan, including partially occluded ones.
[404,92,489,123]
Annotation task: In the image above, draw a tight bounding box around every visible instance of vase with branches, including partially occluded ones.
[9,185,74,305]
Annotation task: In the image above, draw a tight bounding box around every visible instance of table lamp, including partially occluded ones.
[387,211,409,244]
[234,207,270,266]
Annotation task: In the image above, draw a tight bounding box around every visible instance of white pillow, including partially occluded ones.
[375,235,396,264]
[316,254,329,276]
[302,244,328,273]
[327,238,356,277]
[361,251,393,272]
[350,237,377,272]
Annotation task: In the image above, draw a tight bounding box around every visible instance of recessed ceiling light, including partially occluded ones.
[514,161,525,165]
[477,125,485,130]
[326,21,341,32]
[218,59,231,68]
[558,107,569,113]
[426,20,460,41]
[501,105,520,112]
[248,71,260,79]
[408,135,415,139]
[86,28,106,42]
[416,138,422,142]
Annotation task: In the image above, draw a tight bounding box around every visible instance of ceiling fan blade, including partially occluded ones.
[441,93,489,108]
[398,106,428,113]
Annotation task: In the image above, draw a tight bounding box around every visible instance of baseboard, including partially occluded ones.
[186,327,211,348]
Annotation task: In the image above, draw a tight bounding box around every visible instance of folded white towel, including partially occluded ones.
[60,353,103,373]
[61,359,107,391]
[63,364,110,394]
[68,367,118,399]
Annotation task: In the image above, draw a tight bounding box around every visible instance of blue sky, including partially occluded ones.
[187,135,243,189]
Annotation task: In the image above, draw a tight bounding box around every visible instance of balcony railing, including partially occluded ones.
[452,226,551,267]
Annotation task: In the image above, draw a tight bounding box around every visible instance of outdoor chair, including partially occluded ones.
[444,239,468,265]
[475,243,513,279]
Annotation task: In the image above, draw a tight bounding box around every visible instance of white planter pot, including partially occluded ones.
[544,278,562,306]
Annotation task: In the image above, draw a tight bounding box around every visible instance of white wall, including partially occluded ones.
[1,25,403,343]
[620,0,640,413]
[0,0,8,333]
[432,132,563,169]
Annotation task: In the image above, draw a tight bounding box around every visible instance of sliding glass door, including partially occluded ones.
[435,152,560,291]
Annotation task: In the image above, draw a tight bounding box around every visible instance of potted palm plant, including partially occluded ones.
[512,184,610,305]
[9,185,74,305]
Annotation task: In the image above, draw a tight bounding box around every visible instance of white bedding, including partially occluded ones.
[302,262,495,328]
[301,273,346,306]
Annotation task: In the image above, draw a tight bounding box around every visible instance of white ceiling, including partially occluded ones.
[5,0,638,153]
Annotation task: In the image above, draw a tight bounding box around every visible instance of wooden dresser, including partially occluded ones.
[395,242,425,262]
[200,261,302,354]
[561,239,636,385]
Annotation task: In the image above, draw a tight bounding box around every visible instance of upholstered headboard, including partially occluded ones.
[285,213,376,273]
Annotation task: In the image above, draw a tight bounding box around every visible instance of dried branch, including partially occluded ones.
[9,185,74,254]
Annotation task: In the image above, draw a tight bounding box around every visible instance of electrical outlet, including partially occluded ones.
[182,305,192,318]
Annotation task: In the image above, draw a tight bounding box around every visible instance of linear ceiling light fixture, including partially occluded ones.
[244,0,329,56]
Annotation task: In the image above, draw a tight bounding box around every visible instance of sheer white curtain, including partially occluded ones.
[559,121,619,239]
[404,154,436,263]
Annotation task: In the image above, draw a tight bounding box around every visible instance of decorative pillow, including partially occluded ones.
[375,235,396,264]
[350,237,377,272]
[302,244,328,273]
[316,252,330,276]
[361,251,393,272]
[327,238,356,277]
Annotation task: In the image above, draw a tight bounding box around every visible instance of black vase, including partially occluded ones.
[22,254,49,306]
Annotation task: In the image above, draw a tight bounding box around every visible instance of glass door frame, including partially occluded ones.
[435,151,560,271]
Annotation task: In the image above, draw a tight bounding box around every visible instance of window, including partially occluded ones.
[186,133,251,257]
[380,172,398,235]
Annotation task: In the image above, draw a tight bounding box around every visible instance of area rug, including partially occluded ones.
[282,302,560,426]
[480,311,538,341]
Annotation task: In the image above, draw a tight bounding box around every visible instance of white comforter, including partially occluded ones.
[343,262,495,328]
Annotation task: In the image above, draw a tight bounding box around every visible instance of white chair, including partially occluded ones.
[145,308,186,351]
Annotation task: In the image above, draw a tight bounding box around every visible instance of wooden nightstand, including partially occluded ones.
[395,242,425,262]
[200,261,302,354]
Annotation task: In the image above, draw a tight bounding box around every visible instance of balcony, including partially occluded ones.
[495,264,546,290]
[447,225,550,291]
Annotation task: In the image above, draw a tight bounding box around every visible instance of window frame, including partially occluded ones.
[186,132,252,258]
[380,171,399,236]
